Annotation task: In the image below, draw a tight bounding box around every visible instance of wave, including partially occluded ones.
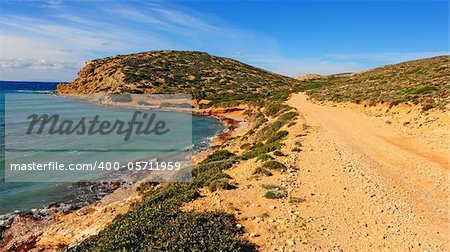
[14,90,53,94]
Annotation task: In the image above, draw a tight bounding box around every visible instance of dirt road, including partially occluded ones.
[286,93,449,251]
[181,93,448,251]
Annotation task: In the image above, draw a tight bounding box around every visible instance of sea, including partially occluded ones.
[0,81,224,214]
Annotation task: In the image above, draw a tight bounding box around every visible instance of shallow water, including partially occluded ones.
[0,81,224,214]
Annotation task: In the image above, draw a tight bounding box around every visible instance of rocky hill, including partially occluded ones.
[295,56,450,109]
[55,50,299,106]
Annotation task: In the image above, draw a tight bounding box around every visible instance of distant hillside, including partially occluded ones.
[55,50,299,107]
[294,56,450,109]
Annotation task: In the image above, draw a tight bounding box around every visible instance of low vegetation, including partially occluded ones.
[266,130,289,144]
[262,160,287,171]
[264,189,288,199]
[272,150,285,157]
[261,183,284,190]
[256,153,274,162]
[294,56,449,109]
[257,111,298,141]
[69,150,255,251]
[208,179,235,192]
[253,167,273,176]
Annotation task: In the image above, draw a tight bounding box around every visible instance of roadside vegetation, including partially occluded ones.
[68,150,255,251]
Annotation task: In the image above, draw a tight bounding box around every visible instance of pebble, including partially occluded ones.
[286,239,295,246]
[250,232,260,237]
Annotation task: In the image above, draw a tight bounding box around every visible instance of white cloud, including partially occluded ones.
[43,0,63,9]
[151,7,218,32]
[0,35,77,62]
[0,2,279,81]
[1,1,444,81]
[0,58,80,70]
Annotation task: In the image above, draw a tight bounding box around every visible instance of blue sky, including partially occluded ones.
[0,0,448,81]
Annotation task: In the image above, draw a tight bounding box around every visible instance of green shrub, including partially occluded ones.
[404,85,436,95]
[202,150,236,163]
[288,197,305,203]
[245,129,255,136]
[193,163,233,188]
[257,111,298,141]
[261,183,284,190]
[241,143,281,160]
[264,103,290,117]
[264,189,288,199]
[266,130,288,144]
[263,161,287,171]
[273,150,285,156]
[256,153,274,162]
[208,179,235,192]
[253,167,273,176]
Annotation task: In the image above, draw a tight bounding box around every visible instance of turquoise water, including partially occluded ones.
[0,82,224,214]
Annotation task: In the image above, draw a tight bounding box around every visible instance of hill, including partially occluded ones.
[56,52,449,110]
[55,50,299,107]
[294,56,450,110]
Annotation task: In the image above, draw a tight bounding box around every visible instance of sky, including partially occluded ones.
[0,0,448,81]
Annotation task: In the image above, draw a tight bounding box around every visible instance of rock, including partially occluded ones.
[330,247,343,252]
[250,232,260,237]
[286,239,295,246]
[60,204,74,214]
[0,218,13,227]
[0,213,15,221]
[108,181,122,190]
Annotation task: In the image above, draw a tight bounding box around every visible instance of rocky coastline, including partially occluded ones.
[0,105,249,251]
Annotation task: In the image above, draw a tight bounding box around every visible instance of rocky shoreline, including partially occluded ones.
[0,179,130,235]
